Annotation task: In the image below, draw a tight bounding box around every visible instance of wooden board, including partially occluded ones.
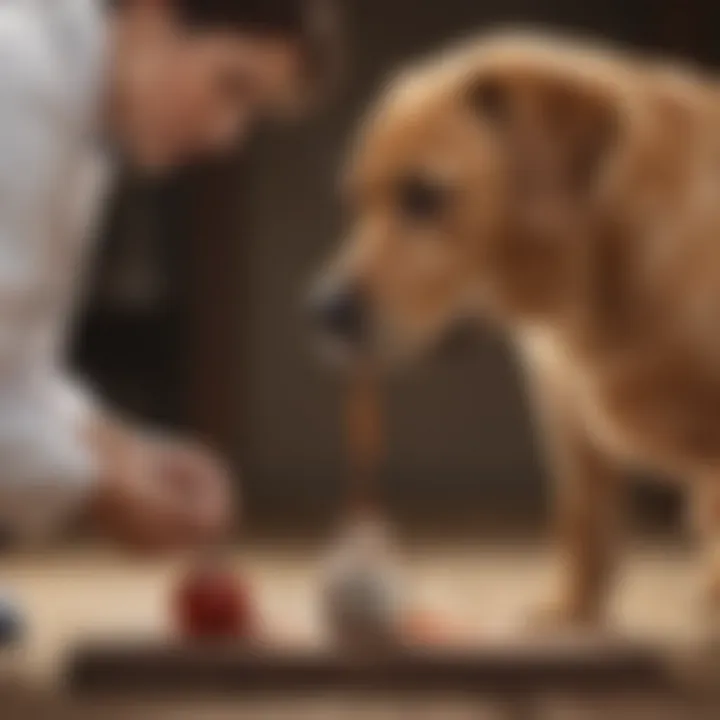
[67,639,679,698]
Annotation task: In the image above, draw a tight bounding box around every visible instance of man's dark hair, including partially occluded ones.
[173,0,342,105]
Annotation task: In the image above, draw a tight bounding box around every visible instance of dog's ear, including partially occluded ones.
[467,68,621,202]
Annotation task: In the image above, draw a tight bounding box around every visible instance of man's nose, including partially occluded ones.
[309,282,367,346]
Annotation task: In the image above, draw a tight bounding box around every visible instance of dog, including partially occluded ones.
[311,30,720,630]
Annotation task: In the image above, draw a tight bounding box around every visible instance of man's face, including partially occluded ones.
[113,7,305,170]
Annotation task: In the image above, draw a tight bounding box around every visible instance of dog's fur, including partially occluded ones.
[324,31,720,627]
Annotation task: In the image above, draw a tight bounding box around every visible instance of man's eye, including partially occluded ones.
[396,176,447,221]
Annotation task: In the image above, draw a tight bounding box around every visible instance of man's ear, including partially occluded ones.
[467,68,622,201]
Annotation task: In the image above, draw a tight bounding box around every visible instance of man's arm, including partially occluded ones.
[0,15,232,545]
[0,18,99,537]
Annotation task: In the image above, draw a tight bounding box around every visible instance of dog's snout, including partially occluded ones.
[310,283,367,346]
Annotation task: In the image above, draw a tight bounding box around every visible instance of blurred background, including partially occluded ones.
[73,0,720,538]
[1,1,717,715]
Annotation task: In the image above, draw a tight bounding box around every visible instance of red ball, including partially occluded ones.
[174,566,254,641]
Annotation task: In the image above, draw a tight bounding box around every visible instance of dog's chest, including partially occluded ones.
[520,331,663,466]
[521,329,720,475]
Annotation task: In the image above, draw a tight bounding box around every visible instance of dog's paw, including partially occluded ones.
[701,593,720,650]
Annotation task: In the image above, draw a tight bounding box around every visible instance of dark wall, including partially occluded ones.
[240,0,694,524]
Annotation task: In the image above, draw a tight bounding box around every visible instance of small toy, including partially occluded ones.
[320,365,404,651]
[174,562,254,642]
[321,517,403,650]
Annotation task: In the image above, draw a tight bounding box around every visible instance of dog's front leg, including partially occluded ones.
[690,479,720,638]
[523,351,625,630]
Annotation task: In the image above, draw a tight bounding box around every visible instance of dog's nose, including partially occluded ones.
[310,283,367,346]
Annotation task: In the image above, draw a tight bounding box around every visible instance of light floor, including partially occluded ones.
[0,540,713,718]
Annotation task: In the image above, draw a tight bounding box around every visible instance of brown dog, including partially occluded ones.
[312,31,720,629]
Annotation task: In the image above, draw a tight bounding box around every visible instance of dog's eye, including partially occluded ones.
[468,77,509,125]
[396,176,447,221]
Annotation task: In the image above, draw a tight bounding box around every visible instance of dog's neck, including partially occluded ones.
[482,203,646,362]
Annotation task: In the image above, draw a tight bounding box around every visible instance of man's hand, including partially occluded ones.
[86,416,235,552]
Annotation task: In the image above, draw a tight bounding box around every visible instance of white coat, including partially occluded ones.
[0,0,110,538]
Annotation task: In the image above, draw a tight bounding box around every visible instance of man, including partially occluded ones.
[0,0,339,552]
